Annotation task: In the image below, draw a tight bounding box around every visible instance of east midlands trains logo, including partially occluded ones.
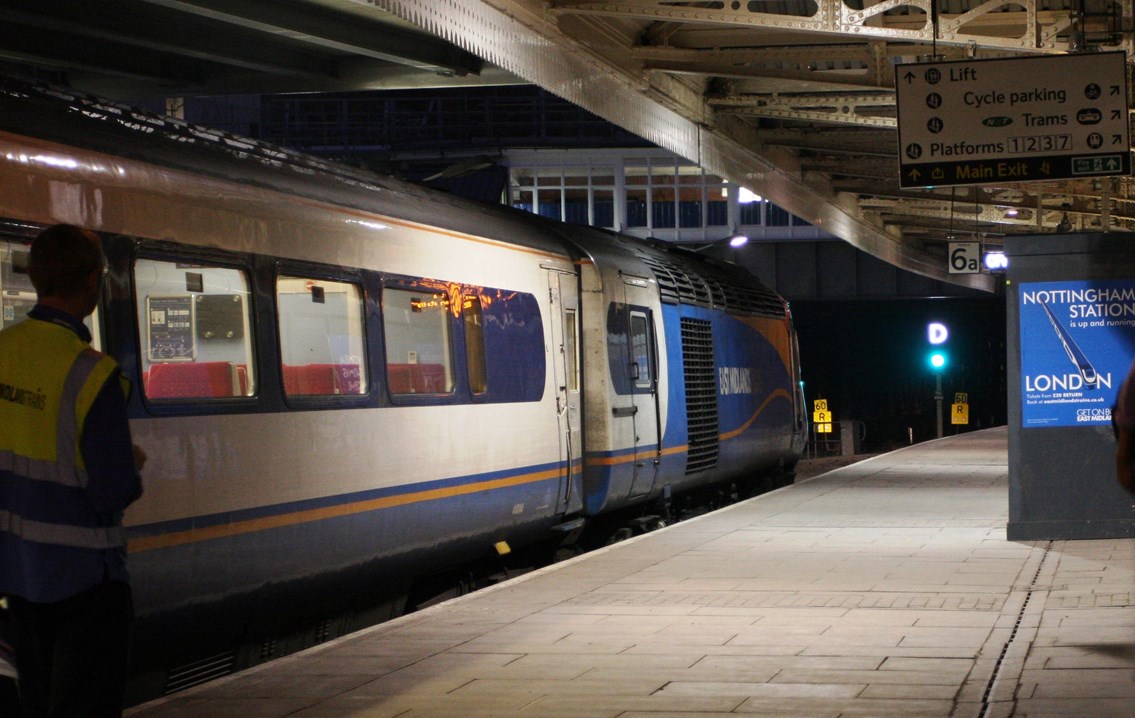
[719,367,753,396]
[1076,407,1112,423]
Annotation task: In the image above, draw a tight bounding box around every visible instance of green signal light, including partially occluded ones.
[929,351,947,370]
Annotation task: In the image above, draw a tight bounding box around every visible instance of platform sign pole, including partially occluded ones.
[812,399,832,455]
[935,374,943,439]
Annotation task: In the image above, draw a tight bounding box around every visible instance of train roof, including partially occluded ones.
[0,77,568,259]
[0,77,785,318]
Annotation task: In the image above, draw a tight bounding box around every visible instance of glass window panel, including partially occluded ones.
[382,286,454,395]
[651,185,675,229]
[538,188,562,220]
[626,188,648,228]
[135,257,255,399]
[678,185,703,228]
[591,168,615,185]
[535,167,563,186]
[592,189,614,228]
[767,203,791,226]
[740,201,763,226]
[0,240,99,345]
[511,188,534,214]
[565,308,578,392]
[706,194,728,226]
[564,171,589,186]
[630,312,652,389]
[650,164,676,187]
[475,288,544,402]
[679,200,702,228]
[0,240,36,332]
[564,187,589,225]
[677,166,703,184]
[277,275,367,396]
[625,164,649,185]
[510,168,535,188]
[464,295,487,395]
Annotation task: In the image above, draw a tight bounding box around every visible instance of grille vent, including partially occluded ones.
[164,651,237,695]
[260,638,279,661]
[681,318,718,474]
[630,244,785,317]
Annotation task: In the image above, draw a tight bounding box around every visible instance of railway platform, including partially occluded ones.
[127,426,1135,717]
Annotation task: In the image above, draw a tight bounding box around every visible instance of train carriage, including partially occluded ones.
[0,78,805,703]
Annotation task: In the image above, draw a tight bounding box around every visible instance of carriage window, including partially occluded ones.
[1,239,105,349]
[464,295,487,395]
[134,257,255,399]
[1,240,36,332]
[466,286,544,403]
[383,286,455,395]
[630,311,653,389]
[565,308,578,392]
[277,275,367,397]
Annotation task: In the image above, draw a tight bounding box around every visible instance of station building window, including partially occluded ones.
[276,274,367,397]
[505,150,822,241]
[739,197,764,226]
[134,257,256,400]
[511,164,615,229]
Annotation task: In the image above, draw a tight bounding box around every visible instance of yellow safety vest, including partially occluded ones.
[0,318,126,553]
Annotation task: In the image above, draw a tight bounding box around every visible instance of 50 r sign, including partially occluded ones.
[949,242,980,274]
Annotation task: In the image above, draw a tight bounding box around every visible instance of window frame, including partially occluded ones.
[380,279,459,403]
[132,244,259,411]
[274,261,371,406]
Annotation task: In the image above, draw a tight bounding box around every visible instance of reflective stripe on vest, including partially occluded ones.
[0,509,126,549]
[57,347,103,484]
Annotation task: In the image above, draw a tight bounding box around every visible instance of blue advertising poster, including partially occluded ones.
[1020,280,1135,428]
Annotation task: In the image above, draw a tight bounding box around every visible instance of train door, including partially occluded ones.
[547,269,582,513]
[621,276,661,498]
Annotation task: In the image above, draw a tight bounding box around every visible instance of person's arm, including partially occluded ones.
[80,369,143,514]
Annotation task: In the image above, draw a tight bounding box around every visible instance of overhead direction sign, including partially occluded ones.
[896,52,1130,188]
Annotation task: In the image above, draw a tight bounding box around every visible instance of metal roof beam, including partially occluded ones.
[550,0,1085,52]
[140,0,484,74]
[712,92,897,127]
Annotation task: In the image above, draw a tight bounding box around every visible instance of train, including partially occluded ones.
[0,78,807,704]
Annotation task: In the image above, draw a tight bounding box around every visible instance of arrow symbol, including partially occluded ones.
[1111,85,1122,95]
[904,71,916,84]
[909,168,922,181]
[1114,134,1122,144]
[1112,109,1122,120]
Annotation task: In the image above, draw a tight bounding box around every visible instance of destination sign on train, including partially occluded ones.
[895,53,1130,188]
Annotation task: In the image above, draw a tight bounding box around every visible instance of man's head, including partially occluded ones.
[28,224,105,317]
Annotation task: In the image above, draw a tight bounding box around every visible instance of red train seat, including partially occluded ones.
[387,363,447,395]
[282,363,340,396]
[147,361,240,399]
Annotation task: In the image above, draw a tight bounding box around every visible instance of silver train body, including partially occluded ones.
[0,80,806,701]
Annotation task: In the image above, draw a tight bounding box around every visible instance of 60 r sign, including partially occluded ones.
[948,242,980,274]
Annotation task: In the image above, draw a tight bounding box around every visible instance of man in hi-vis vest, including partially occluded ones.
[0,224,145,718]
